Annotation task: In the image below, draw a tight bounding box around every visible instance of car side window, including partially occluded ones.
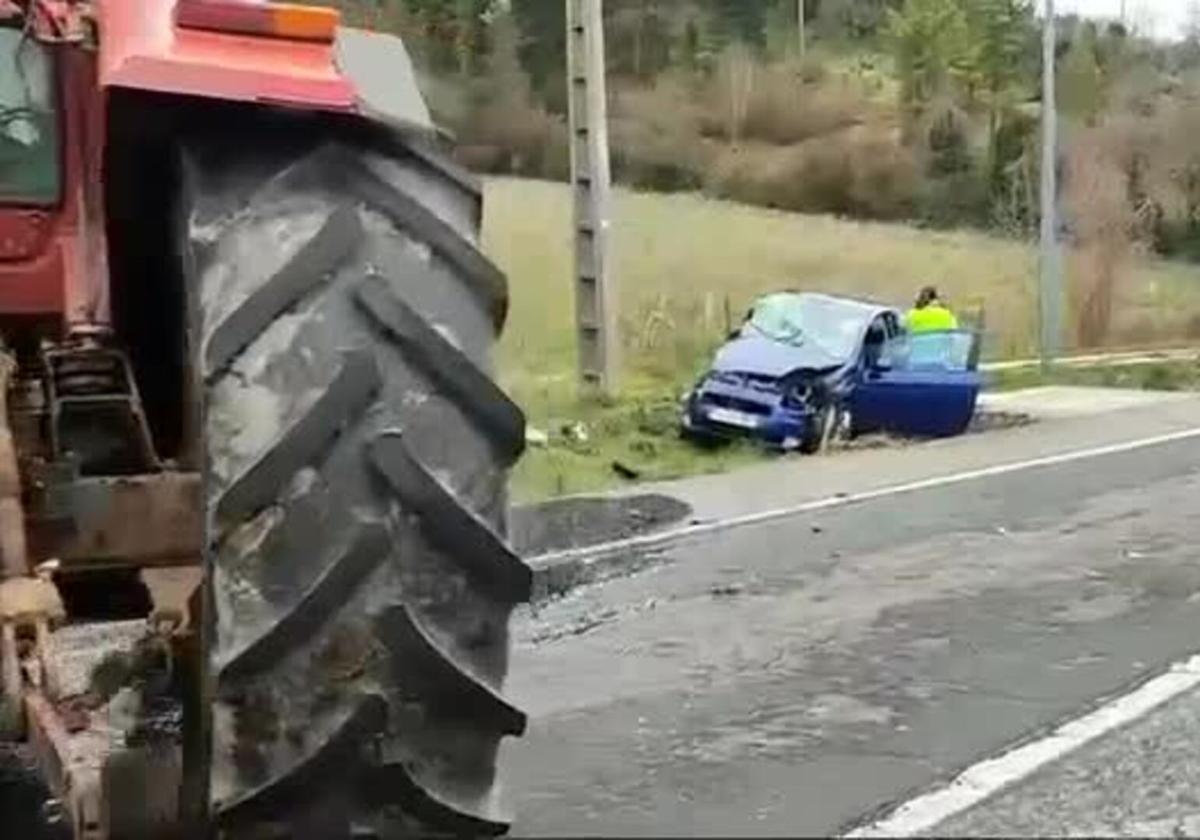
[863,317,888,367]
[877,335,907,369]
[873,314,906,368]
[880,331,975,372]
[883,312,902,339]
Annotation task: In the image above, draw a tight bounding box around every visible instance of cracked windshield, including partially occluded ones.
[0,28,57,203]
[747,293,871,359]
[6,1,1200,838]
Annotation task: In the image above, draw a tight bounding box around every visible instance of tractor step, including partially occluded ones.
[22,618,188,840]
[26,471,201,573]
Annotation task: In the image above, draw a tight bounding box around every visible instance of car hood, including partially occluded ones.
[710,335,846,379]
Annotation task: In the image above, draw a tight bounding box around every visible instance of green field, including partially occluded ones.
[483,178,1200,501]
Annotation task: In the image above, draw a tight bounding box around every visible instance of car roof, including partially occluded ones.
[756,291,899,320]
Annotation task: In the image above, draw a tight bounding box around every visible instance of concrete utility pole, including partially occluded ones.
[798,0,806,60]
[1039,0,1062,371]
[566,0,617,394]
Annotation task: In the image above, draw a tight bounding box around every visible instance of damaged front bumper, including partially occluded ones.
[682,373,820,451]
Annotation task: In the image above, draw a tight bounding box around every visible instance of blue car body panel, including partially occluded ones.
[710,334,843,378]
[852,369,979,438]
[684,293,982,448]
[683,371,812,445]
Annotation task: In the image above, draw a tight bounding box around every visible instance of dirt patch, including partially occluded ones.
[511,493,692,557]
[835,410,1034,453]
[969,410,1036,434]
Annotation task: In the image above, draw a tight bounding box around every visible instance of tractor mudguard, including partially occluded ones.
[94,1,433,133]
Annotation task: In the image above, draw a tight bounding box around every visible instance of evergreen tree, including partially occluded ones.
[963,0,1035,187]
[703,0,771,49]
[511,0,568,109]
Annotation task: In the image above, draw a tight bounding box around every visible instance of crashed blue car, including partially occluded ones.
[681,292,982,452]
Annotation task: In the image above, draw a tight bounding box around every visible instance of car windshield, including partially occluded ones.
[0,28,59,204]
[747,293,873,361]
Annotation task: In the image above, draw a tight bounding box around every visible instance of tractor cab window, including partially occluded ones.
[0,29,59,204]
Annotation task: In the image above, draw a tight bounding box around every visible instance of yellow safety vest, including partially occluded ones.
[905,304,959,334]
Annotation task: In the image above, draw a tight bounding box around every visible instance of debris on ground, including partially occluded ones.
[826,410,1032,454]
[968,410,1035,434]
[562,421,590,444]
[710,583,744,598]
[611,461,641,480]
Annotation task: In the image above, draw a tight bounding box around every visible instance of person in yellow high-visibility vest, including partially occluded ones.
[905,286,959,334]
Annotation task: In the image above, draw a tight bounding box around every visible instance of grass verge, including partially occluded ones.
[514,396,765,501]
[991,359,1200,392]
[484,178,1200,501]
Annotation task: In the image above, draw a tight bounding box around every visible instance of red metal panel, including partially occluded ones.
[0,219,70,313]
[95,0,357,111]
[0,230,65,313]
[0,210,56,263]
[0,41,91,317]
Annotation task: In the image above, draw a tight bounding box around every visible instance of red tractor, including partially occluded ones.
[0,1,529,837]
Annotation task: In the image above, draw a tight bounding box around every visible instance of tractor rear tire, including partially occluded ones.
[182,127,530,838]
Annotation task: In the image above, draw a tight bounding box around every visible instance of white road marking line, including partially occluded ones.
[529,426,1200,568]
[845,654,1200,838]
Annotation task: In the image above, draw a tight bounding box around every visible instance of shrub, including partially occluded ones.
[847,130,919,219]
[703,128,917,220]
[704,144,812,211]
[914,171,992,228]
[445,11,569,181]
[458,98,569,180]
[698,56,865,146]
[1065,125,1139,348]
[611,75,708,192]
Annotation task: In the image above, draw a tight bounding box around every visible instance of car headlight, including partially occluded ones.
[782,381,813,409]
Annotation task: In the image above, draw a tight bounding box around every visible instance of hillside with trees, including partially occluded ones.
[330,0,1200,348]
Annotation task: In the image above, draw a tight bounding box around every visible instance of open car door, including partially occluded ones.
[850,330,982,438]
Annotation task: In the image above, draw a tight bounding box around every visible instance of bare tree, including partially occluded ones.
[1064,124,1137,348]
[1187,1,1200,43]
[717,43,756,144]
[1126,1,1157,39]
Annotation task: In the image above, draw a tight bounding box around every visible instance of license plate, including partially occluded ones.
[708,407,760,429]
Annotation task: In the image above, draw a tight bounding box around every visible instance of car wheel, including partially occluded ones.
[800,404,831,454]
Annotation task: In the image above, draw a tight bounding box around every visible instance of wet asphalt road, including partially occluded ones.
[501,435,1200,837]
